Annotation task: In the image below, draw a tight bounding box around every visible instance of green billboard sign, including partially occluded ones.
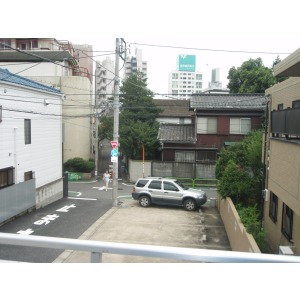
[178,55,196,72]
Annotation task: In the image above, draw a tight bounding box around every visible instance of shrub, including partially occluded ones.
[64,157,95,173]
[236,203,268,253]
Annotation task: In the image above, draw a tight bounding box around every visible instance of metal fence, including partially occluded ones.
[0,232,299,263]
[0,179,35,224]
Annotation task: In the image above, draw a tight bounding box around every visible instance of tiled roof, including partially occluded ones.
[190,93,267,110]
[158,123,196,144]
[0,68,61,94]
[153,99,193,117]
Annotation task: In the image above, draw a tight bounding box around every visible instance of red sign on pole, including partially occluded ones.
[110,141,118,149]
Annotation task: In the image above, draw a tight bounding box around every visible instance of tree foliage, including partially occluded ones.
[227,58,276,93]
[98,72,162,159]
[216,130,264,205]
[119,73,162,159]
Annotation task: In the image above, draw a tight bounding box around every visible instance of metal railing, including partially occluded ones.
[0,232,299,263]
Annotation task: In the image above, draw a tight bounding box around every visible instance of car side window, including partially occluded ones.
[136,180,149,187]
[163,182,178,191]
[148,180,162,190]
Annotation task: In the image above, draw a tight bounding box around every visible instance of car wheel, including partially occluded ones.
[139,195,151,207]
[183,199,197,211]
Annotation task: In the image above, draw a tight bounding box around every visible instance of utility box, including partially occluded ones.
[279,246,294,255]
[209,197,217,208]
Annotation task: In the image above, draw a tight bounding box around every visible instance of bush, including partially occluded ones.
[64,157,95,173]
[236,203,268,253]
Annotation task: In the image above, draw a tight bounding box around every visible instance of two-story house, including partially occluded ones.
[264,48,300,255]
[156,94,266,179]
[0,68,64,224]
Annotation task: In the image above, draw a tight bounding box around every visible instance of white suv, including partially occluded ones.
[132,177,207,211]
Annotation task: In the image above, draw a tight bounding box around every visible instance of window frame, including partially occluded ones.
[230,118,251,134]
[0,167,15,189]
[269,192,278,223]
[24,119,31,144]
[197,117,217,134]
[281,203,293,242]
[175,151,195,162]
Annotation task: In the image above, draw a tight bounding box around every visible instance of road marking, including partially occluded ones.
[93,187,112,191]
[68,197,98,201]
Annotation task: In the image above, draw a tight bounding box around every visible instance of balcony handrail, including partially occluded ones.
[0,232,299,263]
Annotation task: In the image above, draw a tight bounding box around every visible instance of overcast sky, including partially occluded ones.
[4,0,300,96]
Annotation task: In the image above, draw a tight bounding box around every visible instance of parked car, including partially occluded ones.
[132,177,207,211]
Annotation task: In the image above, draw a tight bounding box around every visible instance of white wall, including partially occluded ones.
[0,81,63,188]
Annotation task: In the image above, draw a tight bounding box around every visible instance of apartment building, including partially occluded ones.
[264,48,300,255]
[95,56,115,108]
[0,38,93,162]
[168,55,203,100]
[123,48,147,79]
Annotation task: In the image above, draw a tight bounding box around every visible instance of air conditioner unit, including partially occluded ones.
[279,246,294,255]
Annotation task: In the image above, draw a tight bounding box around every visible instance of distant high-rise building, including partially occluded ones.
[95,57,115,107]
[168,54,203,100]
[208,67,222,89]
[123,48,147,79]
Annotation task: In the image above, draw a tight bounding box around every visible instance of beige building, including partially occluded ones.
[0,38,93,162]
[264,48,300,255]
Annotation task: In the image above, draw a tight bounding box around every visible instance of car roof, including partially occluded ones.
[137,177,176,181]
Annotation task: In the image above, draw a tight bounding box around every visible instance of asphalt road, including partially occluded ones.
[0,179,133,263]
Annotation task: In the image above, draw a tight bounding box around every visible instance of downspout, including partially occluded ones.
[261,95,270,226]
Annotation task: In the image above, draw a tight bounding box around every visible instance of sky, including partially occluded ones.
[2,0,299,296]
[3,0,300,97]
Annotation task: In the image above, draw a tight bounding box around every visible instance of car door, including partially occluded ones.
[162,181,183,206]
[147,180,164,204]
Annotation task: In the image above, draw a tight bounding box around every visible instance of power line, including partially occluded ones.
[128,42,292,55]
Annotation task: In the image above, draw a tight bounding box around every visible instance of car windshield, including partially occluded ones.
[174,180,188,190]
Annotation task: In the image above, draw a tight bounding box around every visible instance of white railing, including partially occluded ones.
[0,232,299,263]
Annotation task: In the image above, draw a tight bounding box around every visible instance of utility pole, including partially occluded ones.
[112,38,121,207]
[112,38,126,207]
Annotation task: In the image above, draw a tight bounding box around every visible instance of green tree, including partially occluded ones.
[98,72,162,159]
[119,73,162,159]
[216,130,264,205]
[227,58,276,93]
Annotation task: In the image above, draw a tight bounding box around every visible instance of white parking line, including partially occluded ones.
[68,197,98,201]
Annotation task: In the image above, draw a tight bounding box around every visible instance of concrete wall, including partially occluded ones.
[128,159,152,182]
[36,178,64,209]
[218,196,261,253]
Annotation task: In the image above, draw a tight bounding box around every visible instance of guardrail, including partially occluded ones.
[0,232,299,263]
[167,177,217,188]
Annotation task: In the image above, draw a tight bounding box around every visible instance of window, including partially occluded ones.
[0,39,11,49]
[197,151,217,162]
[292,100,300,108]
[172,73,178,79]
[163,182,178,191]
[24,171,33,181]
[148,180,162,190]
[230,118,251,134]
[136,179,149,188]
[24,119,31,144]
[175,151,195,162]
[277,103,283,110]
[196,74,202,80]
[269,192,278,222]
[0,167,14,189]
[0,105,2,122]
[196,82,202,89]
[197,117,217,134]
[282,203,293,241]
